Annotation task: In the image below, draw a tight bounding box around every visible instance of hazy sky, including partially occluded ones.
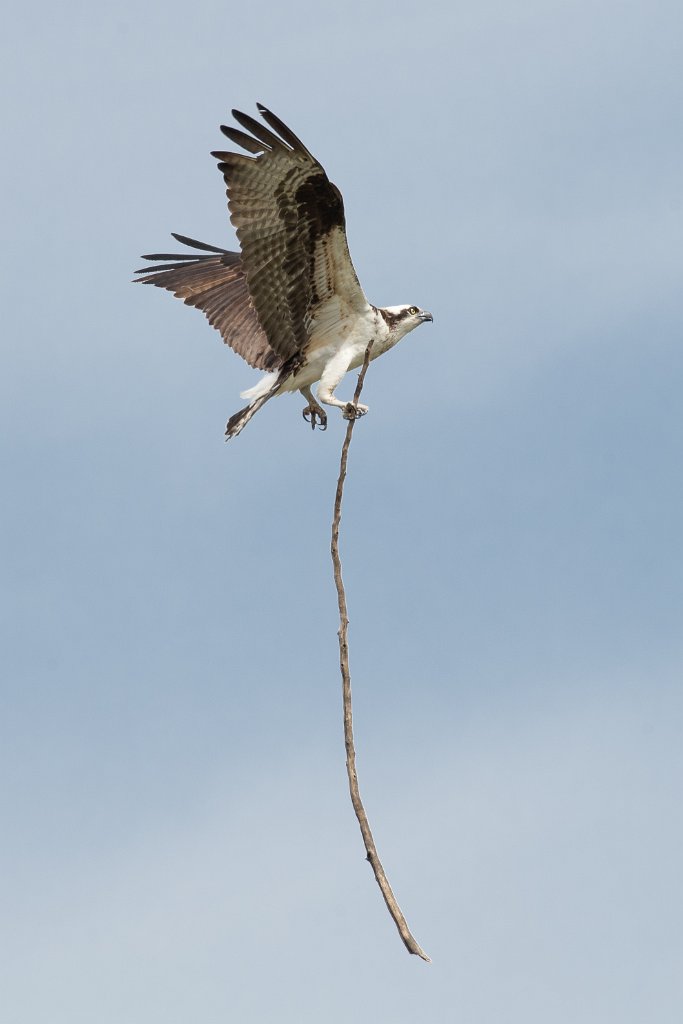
[2,1,682,1021]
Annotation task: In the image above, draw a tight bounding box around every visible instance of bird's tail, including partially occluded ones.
[225,394,273,440]
[225,366,293,440]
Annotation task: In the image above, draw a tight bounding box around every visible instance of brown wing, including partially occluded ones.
[211,104,369,366]
[134,234,281,371]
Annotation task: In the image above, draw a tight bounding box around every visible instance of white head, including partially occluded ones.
[378,304,434,341]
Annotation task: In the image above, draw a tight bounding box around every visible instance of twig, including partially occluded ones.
[330,341,431,962]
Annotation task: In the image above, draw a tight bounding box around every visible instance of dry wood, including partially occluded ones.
[330,341,430,962]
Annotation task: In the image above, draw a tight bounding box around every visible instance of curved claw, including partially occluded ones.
[302,405,328,431]
[342,402,369,421]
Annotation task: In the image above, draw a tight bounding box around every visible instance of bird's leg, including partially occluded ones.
[317,353,369,421]
[300,386,327,431]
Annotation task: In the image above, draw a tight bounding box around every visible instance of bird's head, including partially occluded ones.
[379,304,434,341]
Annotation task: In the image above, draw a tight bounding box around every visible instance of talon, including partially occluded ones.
[342,402,369,421]
[302,404,328,431]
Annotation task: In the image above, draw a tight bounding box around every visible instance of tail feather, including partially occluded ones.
[225,368,289,440]
[225,397,267,440]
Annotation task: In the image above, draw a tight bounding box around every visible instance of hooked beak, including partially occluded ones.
[420,311,434,323]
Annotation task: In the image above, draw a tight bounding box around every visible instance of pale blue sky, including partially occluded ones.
[1,1,682,1021]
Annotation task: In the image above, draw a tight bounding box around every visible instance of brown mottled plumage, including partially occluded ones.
[135,105,432,438]
[135,237,279,370]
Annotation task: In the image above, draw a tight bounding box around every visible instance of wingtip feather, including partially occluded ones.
[170,232,231,254]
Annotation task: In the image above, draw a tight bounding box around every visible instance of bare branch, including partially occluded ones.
[330,341,431,962]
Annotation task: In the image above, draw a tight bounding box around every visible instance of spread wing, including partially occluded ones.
[211,104,369,366]
[134,235,280,371]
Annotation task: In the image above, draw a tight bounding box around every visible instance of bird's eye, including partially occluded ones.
[408,306,419,315]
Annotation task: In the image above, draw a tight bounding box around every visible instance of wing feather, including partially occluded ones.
[230,109,289,151]
[134,242,281,371]
[211,104,368,364]
[219,125,266,155]
[256,103,316,160]
[136,106,368,374]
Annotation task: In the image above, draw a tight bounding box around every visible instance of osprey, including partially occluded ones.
[135,104,433,439]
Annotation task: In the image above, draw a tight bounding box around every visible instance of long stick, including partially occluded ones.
[330,342,430,962]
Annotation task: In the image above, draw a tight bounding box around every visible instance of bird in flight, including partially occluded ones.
[135,104,433,439]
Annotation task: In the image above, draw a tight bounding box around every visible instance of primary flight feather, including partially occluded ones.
[135,103,433,439]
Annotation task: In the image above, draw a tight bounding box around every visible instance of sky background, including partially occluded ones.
[2,0,682,1020]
